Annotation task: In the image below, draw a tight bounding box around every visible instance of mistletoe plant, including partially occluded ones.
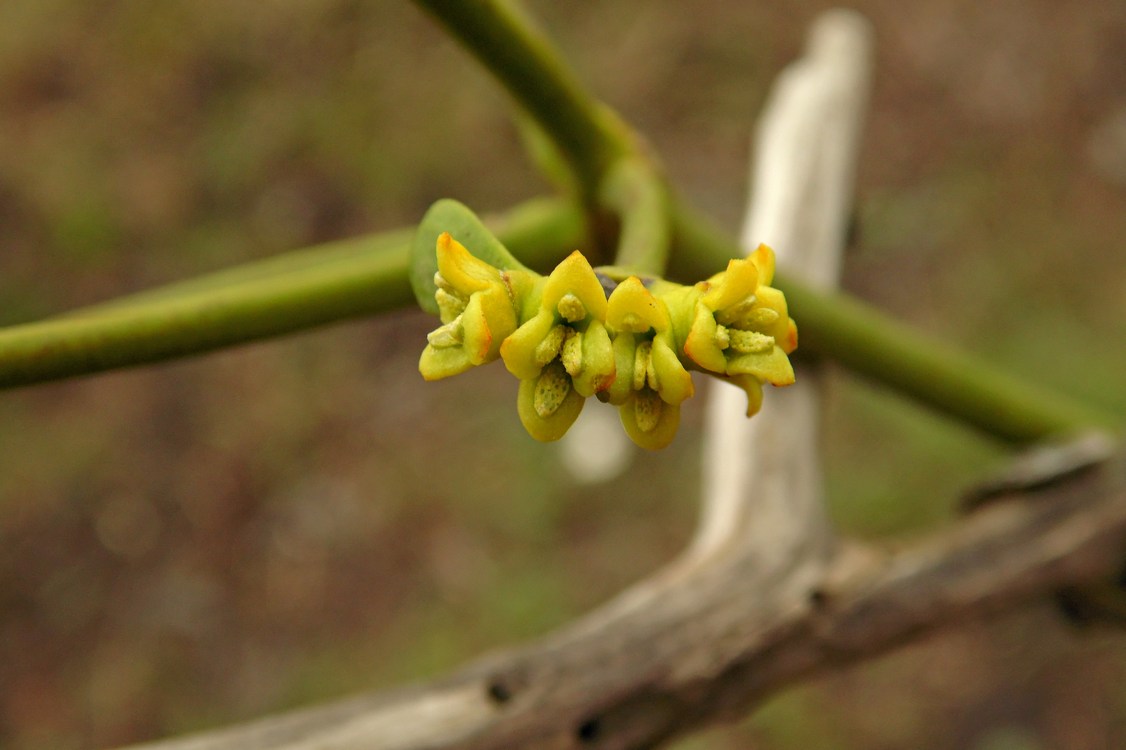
[411,201,797,449]
[0,5,1123,749]
[0,0,1112,453]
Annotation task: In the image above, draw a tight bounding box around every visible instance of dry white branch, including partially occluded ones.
[124,444,1126,750]
[692,9,872,564]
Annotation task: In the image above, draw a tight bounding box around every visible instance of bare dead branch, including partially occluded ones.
[123,444,1126,750]
[693,9,872,564]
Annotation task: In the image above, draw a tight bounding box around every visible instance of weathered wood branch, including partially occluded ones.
[119,10,1125,750]
[692,8,871,566]
[125,444,1126,750]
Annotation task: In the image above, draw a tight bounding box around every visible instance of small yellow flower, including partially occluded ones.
[418,233,525,381]
[502,251,616,442]
[604,277,694,450]
[515,360,587,442]
[681,244,797,414]
[415,214,798,449]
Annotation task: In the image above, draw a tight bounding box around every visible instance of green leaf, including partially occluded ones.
[410,199,530,314]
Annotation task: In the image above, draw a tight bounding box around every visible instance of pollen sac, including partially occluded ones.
[727,329,775,354]
[517,361,586,442]
[556,293,587,323]
[534,361,573,418]
[426,319,464,348]
[619,387,681,450]
[561,329,583,377]
[435,286,467,322]
[534,324,568,366]
[632,389,663,433]
[632,340,652,392]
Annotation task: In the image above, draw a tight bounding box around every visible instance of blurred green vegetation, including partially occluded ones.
[1,1,1125,749]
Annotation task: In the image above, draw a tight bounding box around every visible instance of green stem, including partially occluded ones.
[600,156,671,276]
[413,0,1112,443]
[669,202,1115,442]
[412,0,674,272]
[2,193,1115,445]
[0,199,584,390]
[784,283,1114,441]
[69,230,414,316]
[412,0,631,198]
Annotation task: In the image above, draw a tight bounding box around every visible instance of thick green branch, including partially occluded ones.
[1,194,1115,445]
[669,202,1115,442]
[599,157,671,276]
[0,199,584,390]
[412,0,631,197]
[413,0,673,277]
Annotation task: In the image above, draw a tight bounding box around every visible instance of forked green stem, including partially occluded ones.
[0,196,1115,445]
[413,0,672,277]
[0,199,585,390]
[0,1,1115,449]
[600,157,671,276]
[412,0,631,197]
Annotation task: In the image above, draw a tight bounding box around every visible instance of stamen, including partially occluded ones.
[557,293,587,323]
[618,313,650,334]
[534,362,572,418]
[433,272,456,294]
[632,341,651,391]
[534,324,568,366]
[737,307,780,330]
[715,296,757,326]
[561,329,583,377]
[714,324,731,350]
[645,346,660,391]
[426,317,464,348]
[435,288,466,322]
[728,330,775,354]
[633,389,662,433]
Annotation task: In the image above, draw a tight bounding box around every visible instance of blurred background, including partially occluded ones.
[2,1,1125,748]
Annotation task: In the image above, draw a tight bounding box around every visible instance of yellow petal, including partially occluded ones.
[606,276,669,333]
[701,257,758,312]
[651,335,694,405]
[619,392,680,450]
[606,333,637,406]
[683,302,728,374]
[435,233,501,293]
[656,283,700,346]
[460,294,494,365]
[542,251,608,319]
[500,311,556,380]
[571,318,616,397]
[722,374,765,417]
[517,364,586,442]
[419,345,473,381]
[726,347,795,386]
[782,319,798,355]
[750,243,776,286]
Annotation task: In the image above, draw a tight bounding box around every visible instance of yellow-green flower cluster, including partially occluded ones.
[419,234,797,450]
[680,243,798,417]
